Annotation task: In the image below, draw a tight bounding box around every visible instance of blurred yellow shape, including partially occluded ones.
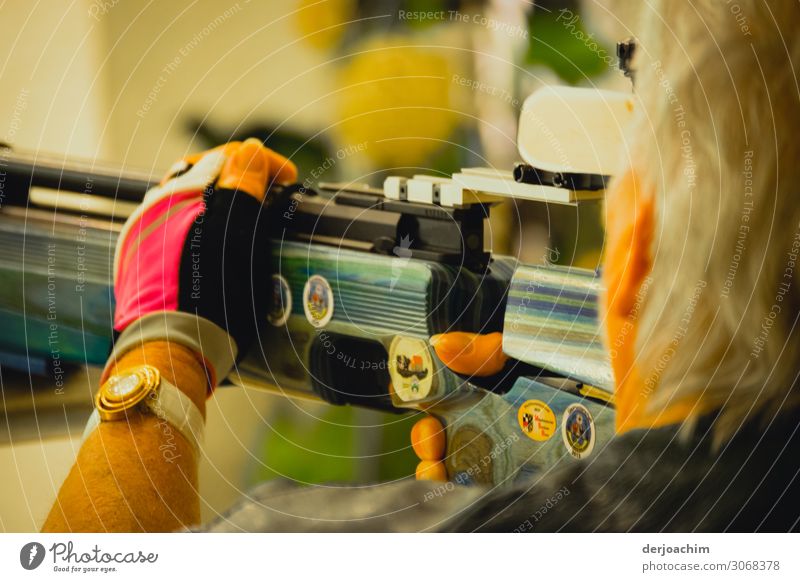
[337,37,460,167]
[295,0,356,50]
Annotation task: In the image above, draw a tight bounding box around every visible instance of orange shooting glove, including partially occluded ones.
[109,139,296,389]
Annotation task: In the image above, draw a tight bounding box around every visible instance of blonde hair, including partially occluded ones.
[622,0,800,440]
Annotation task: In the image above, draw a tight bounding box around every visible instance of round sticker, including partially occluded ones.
[561,403,595,459]
[388,336,434,402]
[303,275,334,327]
[517,399,556,442]
[268,275,292,327]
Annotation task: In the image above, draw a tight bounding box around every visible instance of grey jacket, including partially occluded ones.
[200,411,800,532]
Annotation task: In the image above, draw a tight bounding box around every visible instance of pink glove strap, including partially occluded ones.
[113,147,228,331]
[114,191,204,331]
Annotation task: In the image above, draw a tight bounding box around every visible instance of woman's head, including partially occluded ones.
[602,0,800,440]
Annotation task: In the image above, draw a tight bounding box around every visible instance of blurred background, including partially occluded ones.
[0,0,631,530]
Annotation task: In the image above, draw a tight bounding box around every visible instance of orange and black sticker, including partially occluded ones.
[388,336,434,402]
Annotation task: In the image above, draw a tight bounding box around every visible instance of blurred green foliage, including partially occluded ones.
[251,405,420,485]
[525,3,613,84]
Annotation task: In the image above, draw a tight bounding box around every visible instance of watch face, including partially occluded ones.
[105,373,142,401]
[96,365,160,421]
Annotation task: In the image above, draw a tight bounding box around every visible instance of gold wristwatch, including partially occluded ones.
[82,364,204,454]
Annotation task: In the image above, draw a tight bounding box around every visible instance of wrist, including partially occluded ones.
[84,344,208,455]
[106,311,237,395]
[104,341,208,416]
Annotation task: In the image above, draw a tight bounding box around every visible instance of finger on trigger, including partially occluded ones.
[429,332,508,377]
[217,138,271,201]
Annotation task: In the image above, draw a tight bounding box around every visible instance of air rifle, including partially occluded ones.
[0,84,635,486]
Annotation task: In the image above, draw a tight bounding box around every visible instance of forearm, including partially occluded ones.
[42,341,208,533]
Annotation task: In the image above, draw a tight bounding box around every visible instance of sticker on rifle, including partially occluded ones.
[303,275,334,327]
[388,336,433,402]
[561,403,595,459]
[517,399,556,442]
[268,275,292,327]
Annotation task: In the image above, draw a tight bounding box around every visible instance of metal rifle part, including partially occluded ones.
[272,182,491,272]
[512,163,609,191]
[0,144,156,204]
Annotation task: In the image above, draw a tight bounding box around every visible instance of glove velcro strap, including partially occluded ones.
[104,311,237,391]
